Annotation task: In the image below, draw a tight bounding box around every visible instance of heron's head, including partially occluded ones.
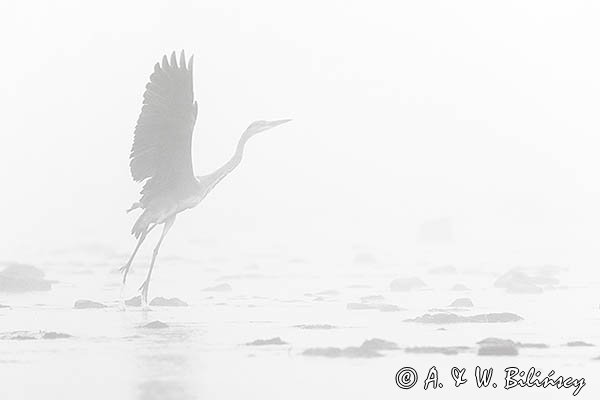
[243,119,292,139]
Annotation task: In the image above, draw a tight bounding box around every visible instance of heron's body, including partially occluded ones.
[120,50,290,307]
[132,180,205,234]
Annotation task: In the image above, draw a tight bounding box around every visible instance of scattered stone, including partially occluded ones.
[449,298,474,307]
[505,282,543,294]
[293,324,338,330]
[315,289,339,296]
[125,296,141,306]
[360,295,385,303]
[405,312,523,324]
[478,344,519,356]
[494,268,559,294]
[0,263,53,293]
[142,320,168,329]
[246,337,288,346]
[405,346,470,355]
[428,265,457,274]
[476,337,547,355]
[303,346,382,358]
[10,335,37,340]
[149,297,188,307]
[347,302,403,312]
[360,338,399,351]
[390,277,426,292]
[74,300,107,309]
[202,283,232,292]
[353,252,377,265]
[42,332,72,339]
[518,342,549,349]
[477,338,519,356]
[302,338,397,358]
[566,341,594,347]
[451,284,470,291]
[477,338,514,346]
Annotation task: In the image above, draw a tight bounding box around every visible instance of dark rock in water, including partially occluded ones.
[517,342,548,349]
[293,324,338,330]
[246,337,288,346]
[478,344,519,356]
[10,335,37,341]
[494,268,558,294]
[42,332,72,339]
[449,298,474,307]
[74,300,107,309]
[202,283,232,292]
[566,341,595,347]
[476,337,546,354]
[0,263,53,293]
[142,320,168,329]
[376,304,404,312]
[477,337,515,346]
[303,346,382,358]
[467,313,523,323]
[477,338,519,356]
[346,302,403,312]
[436,327,447,331]
[451,283,470,291]
[2,330,72,340]
[405,312,523,324]
[505,282,543,294]
[303,338,397,358]
[125,296,141,307]
[405,346,470,355]
[428,265,457,274]
[361,338,399,351]
[1,331,36,340]
[149,297,188,307]
[390,277,426,292]
[405,313,465,324]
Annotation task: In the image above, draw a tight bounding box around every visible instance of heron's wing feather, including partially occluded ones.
[130,51,198,203]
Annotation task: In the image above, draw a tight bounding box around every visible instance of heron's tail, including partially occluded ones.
[131,211,152,239]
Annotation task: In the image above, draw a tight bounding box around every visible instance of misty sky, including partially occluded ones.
[2,1,600,269]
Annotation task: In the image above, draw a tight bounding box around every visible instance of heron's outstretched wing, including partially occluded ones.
[130,51,198,204]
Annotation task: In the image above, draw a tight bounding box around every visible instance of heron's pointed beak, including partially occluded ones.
[268,119,292,128]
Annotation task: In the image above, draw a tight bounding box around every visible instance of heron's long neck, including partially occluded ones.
[207,133,250,187]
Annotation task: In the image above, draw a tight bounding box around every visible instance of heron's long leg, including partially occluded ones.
[139,216,176,306]
[119,223,157,285]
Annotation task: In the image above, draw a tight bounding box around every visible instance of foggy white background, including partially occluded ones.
[2,0,600,271]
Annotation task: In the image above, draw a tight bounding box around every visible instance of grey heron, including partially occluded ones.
[120,50,290,307]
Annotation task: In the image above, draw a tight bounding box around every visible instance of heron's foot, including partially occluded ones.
[118,283,127,311]
[139,280,151,310]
